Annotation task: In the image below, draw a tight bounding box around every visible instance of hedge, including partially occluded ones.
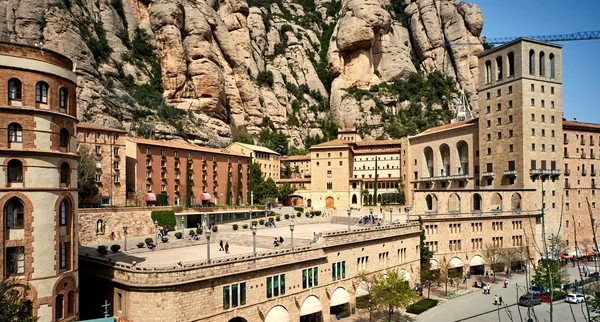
[406,299,438,314]
[110,244,121,253]
[552,291,567,301]
[97,245,108,255]
[151,210,176,230]
[294,206,304,212]
[232,224,239,230]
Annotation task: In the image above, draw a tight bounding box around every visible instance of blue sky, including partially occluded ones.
[471,0,600,123]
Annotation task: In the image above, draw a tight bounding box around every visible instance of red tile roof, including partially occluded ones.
[281,155,310,161]
[125,137,248,157]
[355,139,404,147]
[563,121,600,132]
[77,122,128,133]
[419,118,478,135]
[310,139,351,149]
[277,178,311,183]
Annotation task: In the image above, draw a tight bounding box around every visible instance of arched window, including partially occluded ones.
[529,50,535,75]
[59,88,68,110]
[448,193,460,213]
[8,78,22,100]
[53,276,76,319]
[511,193,522,211]
[5,198,24,228]
[67,291,75,316]
[7,159,23,182]
[496,56,503,80]
[55,294,64,319]
[60,162,70,184]
[60,129,69,148]
[507,52,515,77]
[8,123,23,143]
[352,194,357,204]
[485,60,492,84]
[539,51,546,76]
[473,194,482,211]
[549,53,555,78]
[423,147,434,177]
[425,194,437,211]
[491,193,502,211]
[35,81,49,104]
[60,200,68,226]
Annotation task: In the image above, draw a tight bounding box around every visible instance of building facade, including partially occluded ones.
[76,123,127,206]
[125,137,250,206]
[0,42,79,321]
[228,142,281,180]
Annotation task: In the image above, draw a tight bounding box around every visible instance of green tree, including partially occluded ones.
[418,216,437,298]
[77,145,99,204]
[277,183,297,204]
[255,178,278,204]
[532,259,567,292]
[232,135,254,144]
[437,259,461,296]
[226,174,232,205]
[236,164,243,205]
[0,278,38,322]
[371,269,419,321]
[248,162,263,204]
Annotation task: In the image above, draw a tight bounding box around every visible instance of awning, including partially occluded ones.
[449,257,464,269]
[300,296,323,316]
[330,288,351,307]
[560,252,573,260]
[200,193,211,201]
[356,281,371,297]
[470,255,485,267]
[145,193,156,202]
[430,259,440,270]
[265,306,290,322]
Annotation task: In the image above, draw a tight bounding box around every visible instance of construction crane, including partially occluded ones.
[445,30,600,47]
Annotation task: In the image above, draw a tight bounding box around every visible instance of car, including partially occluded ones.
[528,285,548,295]
[519,294,542,307]
[565,293,585,304]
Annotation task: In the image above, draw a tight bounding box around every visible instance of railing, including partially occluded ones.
[551,170,561,177]
[530,169,541,176]
[482,172,494,177]
[504,170,517,177]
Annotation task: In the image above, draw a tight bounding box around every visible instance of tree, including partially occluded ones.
[371,270,419,321]
[248,162,263,203]
[0,278,38,321]
[532,259,568,292]
[236,164,243,205]
[225,174,232,205]
[277,183,297,204]
[483,243,508,281]
[397,177,406,205]
[77,144,99,204]
[255,178,278,204]
[437,259,461,296]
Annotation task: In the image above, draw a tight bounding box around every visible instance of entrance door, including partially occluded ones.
[326,197,334,208]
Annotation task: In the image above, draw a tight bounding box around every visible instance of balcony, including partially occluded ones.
[592,138,596,146]
[593,183,597,189]
[482,172,494,178]
[551,170,561,177]
[529,169,542,177]
[564,152,570,158]
[503,170,517,177]
[592,151,596,159]
[581,138,587,145]
[564,169,571,176]
[413,176,434,183]
[146,175,152,180]
[161,154,166,159]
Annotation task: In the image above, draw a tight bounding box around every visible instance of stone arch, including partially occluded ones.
[549,53,555,78]
[495,56,503,80]
[52,274,77,321]
[472,193,482,211]
[507,52,515,76]
[265,305,291,322]
[423,146,434,177]
[539,51,546,76]
[438,144,450,176]
[448,193,460,213]
[425,194,438,212]
[491,193,502,211]
[228,318,248,322]
[511,193,522,211]
[529,49,536,75]
[485,60,492,84]
[351,194,357,204]
[456,140,469,175]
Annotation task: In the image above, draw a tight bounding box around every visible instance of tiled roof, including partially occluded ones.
[77,122,128,133]
[281,155,310,161]
[310,139,351,149]
[231,142,280,155]
[563,120,600,131]
[418,118,478,135]
[125,137,247,157]
[355,139,404,147]
[277,178,311,183]
[353,148,402,155]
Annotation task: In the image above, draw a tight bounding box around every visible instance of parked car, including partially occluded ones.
[565,293,585,304]
[528,285,548,295]
[519,294,542,307]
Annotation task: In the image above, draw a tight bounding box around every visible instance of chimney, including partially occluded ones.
[574,118,577,122]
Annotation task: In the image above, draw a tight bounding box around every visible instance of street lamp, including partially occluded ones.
[251,225,257,256]
[249,209,253,226]
[122,224,128,251]
[347,208,351,232]
[154,220,159,242]
[389,206,393,225]
[205,230,212,263]
[290,221,295,250]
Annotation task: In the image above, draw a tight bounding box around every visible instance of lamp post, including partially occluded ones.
[251,225,257,256]
[347,209,351,232]
[290,221,295,250]
[205,230,212,263]
[370,208,374,224]
[122,224,128,251]
[249,209,253,227]
[154,220,159,242]
[389,206,393,225]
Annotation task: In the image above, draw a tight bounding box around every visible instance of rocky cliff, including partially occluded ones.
[0,0,483,147]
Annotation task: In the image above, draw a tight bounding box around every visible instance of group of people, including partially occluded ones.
[493,295,504,306]
[273,236,284,247]
[157,227,169,239]
[219,240,230,253]
[265,221,277,228]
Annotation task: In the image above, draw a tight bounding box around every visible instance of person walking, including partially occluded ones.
[499,296,503,306]
[225,242,229,254]
[494,295,498,306]
[219,240,224,251]
[504,279,508,288]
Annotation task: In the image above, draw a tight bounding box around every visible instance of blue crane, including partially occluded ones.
[445,31,600,46]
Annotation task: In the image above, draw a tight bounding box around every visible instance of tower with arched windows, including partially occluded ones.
[0,42,79,321]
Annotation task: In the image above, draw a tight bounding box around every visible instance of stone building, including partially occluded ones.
[76,122,127,206]
[228,142,281,180]
[79,224,421,322]
[125,137,250,206]
[0,42,79,321]
[281,154,311,179]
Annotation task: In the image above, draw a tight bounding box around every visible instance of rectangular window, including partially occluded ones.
[508,100,513,108]
[302,267,319,289]
[114,147,119,155]
[60,242,67,269]
[531,99,535,107]
[332,261,346,281]
[6,247,24,276]
[508,86,513,94]
[266,275,285,298]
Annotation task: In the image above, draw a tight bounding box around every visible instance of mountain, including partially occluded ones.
[0,0,484,148]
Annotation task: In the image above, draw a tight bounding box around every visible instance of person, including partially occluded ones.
[147,242,157,250]
[274,238,279,247]
[164,227,169,236]
[485,271,489,279]
[494,295,498,306]
[219,240,224,251]
[504,279,508,288]
[225,242,229,254]
[279,236,284,244]
[499,296,503,306]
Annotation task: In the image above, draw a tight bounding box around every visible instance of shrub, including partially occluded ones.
[552,291,567,301]
[110,244,121,253]
[314,210,322,216]
[268,217,275,223]
[162,237,169,243]
[294,206,304,212]
[406,299,438,315]
[284,214,290,219]
[97,245,108,255]
[296,212,302,217]
[242,224,249,229]
[196,227,203,234]
[232,224,239,230]
[151,210,176,230]
[172,206,184,212]
[305,213,311,218]
[175,232,183,239]
[259,219,265,225]
[276,215,281,221]
[136,242,145,248]
[145,238,154,245]
[189,229,195,236]
[212,225,218,232]
[252,220,258,227]
[257,70,274,87]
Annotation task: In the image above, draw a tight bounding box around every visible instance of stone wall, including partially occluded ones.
[78,207,162,245]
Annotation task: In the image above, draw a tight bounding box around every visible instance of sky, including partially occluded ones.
[471,0,600,123]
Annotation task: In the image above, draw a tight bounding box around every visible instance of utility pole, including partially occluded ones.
[374,157,378,205]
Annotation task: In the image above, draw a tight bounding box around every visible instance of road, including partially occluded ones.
[416,265,597,322]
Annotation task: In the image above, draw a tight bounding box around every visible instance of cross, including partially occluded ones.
[102,300,111,318]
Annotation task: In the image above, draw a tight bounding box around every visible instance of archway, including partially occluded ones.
[425,194,438,212]
[228,318,248,322]
[511,193,522,211]
[329,288,351,319]
[355,281,371,309]
[469,255,485,275]
[351,194,357,204]
[491,193,502,211]
[439,144,450,176]
[448,193,460,213]
[265,305,291,322]
[326,197,334,209]
[448,257,464,282]
[300,295,323,322]
[423,147,434,177]
[472,194,482,211]
[456,141,469,175]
